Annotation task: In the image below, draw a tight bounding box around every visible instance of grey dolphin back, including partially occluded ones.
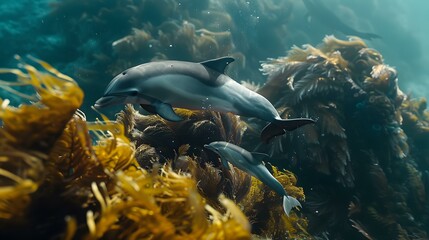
[140,58,233,87]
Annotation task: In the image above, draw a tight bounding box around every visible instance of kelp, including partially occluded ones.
[0,56,84,151]
[83,166,251,240]
[0,145,44,220]
[242,36,429,239]
[0,56,83,224]
[253,36,359,187]
[400,98,429,171]
[116,105,253,205]
[0,59,251,239]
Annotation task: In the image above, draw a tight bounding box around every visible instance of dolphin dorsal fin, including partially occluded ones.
[200,57,235,74]
[250,152,269,164]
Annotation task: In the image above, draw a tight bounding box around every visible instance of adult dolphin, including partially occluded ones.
[94,57,315,143]
[204,141,301,216]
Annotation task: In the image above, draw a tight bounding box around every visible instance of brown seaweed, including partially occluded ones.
[242,36,429,239]
[0,59,252,239]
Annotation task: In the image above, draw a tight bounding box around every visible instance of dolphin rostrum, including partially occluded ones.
[204,141,301,216]
[94,57,315,143]
[303,0,381,40]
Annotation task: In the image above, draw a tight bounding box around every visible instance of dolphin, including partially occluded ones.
[94,57,315,143]
[303,0,381,40]
[204,141,301,216]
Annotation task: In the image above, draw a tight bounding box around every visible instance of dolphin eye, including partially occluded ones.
[122,71,127,75]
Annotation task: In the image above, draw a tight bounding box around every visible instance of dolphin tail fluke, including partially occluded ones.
[283,195,302,216]
[261,118,315,143]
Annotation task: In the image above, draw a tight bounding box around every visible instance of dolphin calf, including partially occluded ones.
[204,141,301,216]
[303,0,381,40]
[94,57,315,143]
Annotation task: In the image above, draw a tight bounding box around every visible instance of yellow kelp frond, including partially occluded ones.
[91,121,136,173]
[320,35,367,54]
[204,195,251,240]
[241,167,309,239]
[285,43,348,70]
[115,104,137,136]
[400,97,429,138]
[0,56,83,151]
[49,114,93,175]
[287,44,326,62]
[261,36,367,84]
[0,145,44,219]
[51,113,139,196]
[83,165,250,240]
[271,167,305,201]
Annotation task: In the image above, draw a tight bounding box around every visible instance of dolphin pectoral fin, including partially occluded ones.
[153,101,183,122]
[200,57,235,74]
[140,104,157,114]
[283,196,302,217]
[261,118,316,143]
[250,152,269,164]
